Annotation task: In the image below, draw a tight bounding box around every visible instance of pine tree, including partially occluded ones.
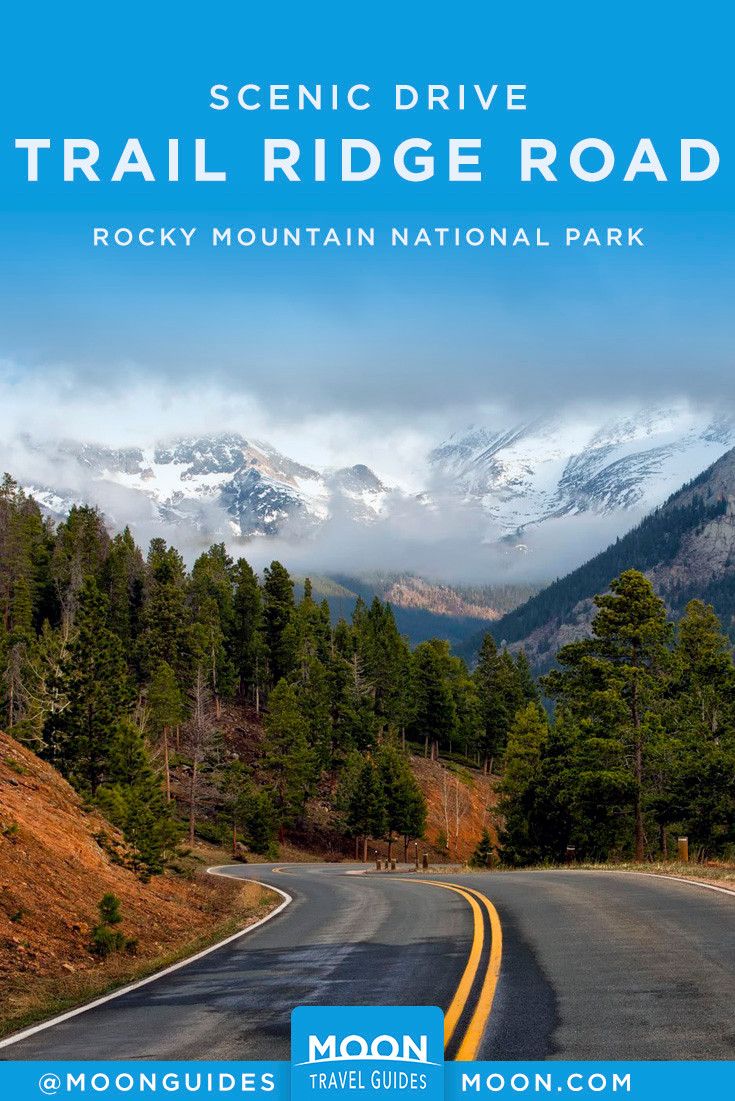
[0,478,56,727]
[408,641,457,757]
[51,505,110,627]
[96,718,177,875]
[261,680,316,836]
[400,780,428,861]
[661,600,735,853]
[671,600,735,737]
[191,595,230,719]
[58,577,133,794]
[515,650,539,704]
[103,528,145,654]
[340,754,386,862]
[498,702,549,865]
[147,661,185,801]
[473,634,524,771]
[138,542,192,688]
[190,545,236,715]
[294,653,333,768]
[527,711,576,863]
[230,558,265,708]
[262,562,297,685]
[293,579,332,665]
[376,741,426,860]
[357,599,410,733]
[329,645,377,755]
[12,621,70,758]
[232,778,277,856]
[544,569,672,861]
[470,828,495,868]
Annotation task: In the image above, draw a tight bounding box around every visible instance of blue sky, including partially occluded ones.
[0,2,732,445]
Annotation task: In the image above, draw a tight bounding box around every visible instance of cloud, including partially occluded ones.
[3,229,735,426]
[1,356,731,587]
[0,364,440,490]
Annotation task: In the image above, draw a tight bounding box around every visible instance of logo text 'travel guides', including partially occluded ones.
[291,1006,445,1101]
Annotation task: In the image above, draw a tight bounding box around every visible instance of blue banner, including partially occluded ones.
[446,1062,735,1101]
[2,1058,733,1101]
[0,1061,288,1100]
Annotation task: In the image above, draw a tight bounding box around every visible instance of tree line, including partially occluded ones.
[489,490,727,654]
[0,476,530,873]
[6,476,727,870]
[499,570,735,864]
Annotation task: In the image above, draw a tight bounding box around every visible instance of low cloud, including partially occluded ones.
[0,362,726,586]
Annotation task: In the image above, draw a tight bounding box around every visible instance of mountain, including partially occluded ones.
[484,445,735,670]
[19,433,388,539]
[7,405,735,580]
[429,406,735,539]
[306,574,541,647]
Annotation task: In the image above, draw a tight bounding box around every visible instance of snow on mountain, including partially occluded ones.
[429,406,735,537]
[9,406,735,570]
[16,433,388,539]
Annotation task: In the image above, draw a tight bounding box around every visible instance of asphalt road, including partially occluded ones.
[2,865,734,1060]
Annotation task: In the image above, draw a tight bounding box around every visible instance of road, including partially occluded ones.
[2,865,734,1060]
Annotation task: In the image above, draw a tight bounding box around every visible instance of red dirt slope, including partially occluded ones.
[0,730,266,1028]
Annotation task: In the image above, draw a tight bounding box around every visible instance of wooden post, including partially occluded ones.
[677,836,689,863]
[422,853,429,869]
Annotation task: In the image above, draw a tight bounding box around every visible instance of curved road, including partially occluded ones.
[2,866,734,1060]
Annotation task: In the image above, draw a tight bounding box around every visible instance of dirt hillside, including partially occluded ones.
[411,756,499,863]
[0,730,270,1034]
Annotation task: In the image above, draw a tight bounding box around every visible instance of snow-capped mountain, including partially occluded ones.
[428,406,735,538]
[18,433,389,539]
[8,406,735,573]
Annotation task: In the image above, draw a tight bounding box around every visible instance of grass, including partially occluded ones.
[3,757,28,775]
[443,761,477,788]
[0,877,280,1042]
[448,859,735,886]
[579,860,735,884]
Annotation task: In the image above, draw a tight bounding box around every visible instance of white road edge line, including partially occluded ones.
[633,871,735,897]
[0,868,292,1050]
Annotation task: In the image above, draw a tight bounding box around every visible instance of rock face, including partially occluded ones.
[382,576,502,621]
[429,406,735,537]
[9,406,735,575]
[488,444,735,670]
[19,433,387,539]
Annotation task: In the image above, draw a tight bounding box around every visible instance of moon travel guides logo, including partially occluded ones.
[291,1006,446,1101]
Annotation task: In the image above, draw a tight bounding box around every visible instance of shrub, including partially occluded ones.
[89,893,135,958]
[90,924,126,958]
[98,893,122,925]
[469,828,496,868]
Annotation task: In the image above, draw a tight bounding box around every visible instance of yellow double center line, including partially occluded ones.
[407,879,503,1060]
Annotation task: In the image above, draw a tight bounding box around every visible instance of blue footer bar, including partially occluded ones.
[0,1062,732,1101]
